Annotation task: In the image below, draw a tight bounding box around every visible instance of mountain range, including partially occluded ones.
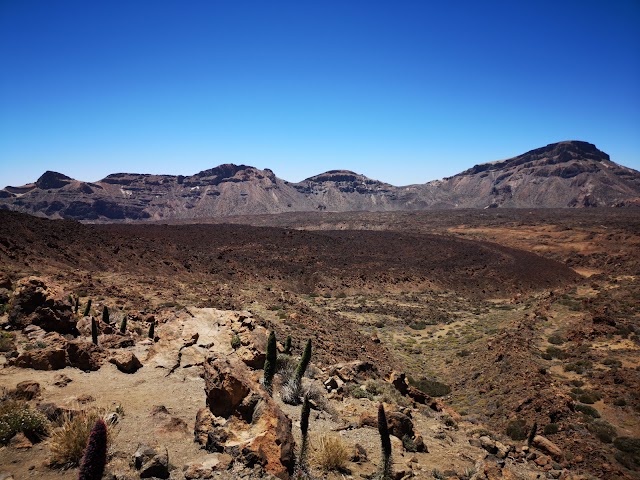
[1,140,639,221]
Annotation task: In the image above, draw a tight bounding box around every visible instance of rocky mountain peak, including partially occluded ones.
[35,171,73,190]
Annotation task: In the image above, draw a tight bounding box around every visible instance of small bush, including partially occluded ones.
[546,346,569,359]
[548,334,566,345]
[577,390,602,404]
[230,334,241,350]
[543,423,559,435]
[588,419,617,443]
[603,358,622,368]
[0,400,50,444]
[564,360,593,374]
[614,398,627,407]
[613,437,640,470]
[0,332,15,352]
[569,379,584,387]
[313,435,349,472]
[575,403,600,418]
[442,414,457,429]
[506,419,528,441]
[49,409,111,467]
[402,434,417,452]
[350,385,374,400]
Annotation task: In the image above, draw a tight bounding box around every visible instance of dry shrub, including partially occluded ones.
[0,400,50,444]
[312,435,349,472]
[49,407,114,467]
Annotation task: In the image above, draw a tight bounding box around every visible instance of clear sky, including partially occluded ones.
[1,1,639,188]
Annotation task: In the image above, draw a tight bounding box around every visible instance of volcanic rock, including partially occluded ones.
[199,354,295,479]
[8,277,75,334]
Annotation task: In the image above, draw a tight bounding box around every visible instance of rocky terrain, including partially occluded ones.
[1,141,639,221]
[0,208,639,479]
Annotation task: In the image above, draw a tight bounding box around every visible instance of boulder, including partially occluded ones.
[8,277,76,334]
[11,332,67,370]
[360,410,415,440]
[198,354,295,479]
[234,322,268,369]
[9,380,41,400]
[109,351,142,373]
[139,452,170,479]
[533,435,563,458]
[66,340,103,371]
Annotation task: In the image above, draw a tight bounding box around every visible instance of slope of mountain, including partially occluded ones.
[1,141,638,221]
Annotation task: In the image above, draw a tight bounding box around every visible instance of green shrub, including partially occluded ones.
[351,385,374,400]
[402,434,417,452]
[548,334,565,345]
[230,334,241,350]
[577,390,602,404]
[543,423,559,435]
[506,419,528,441]
[613,398,627,407]
[0,400,50,444]
[0,332,15,352]
[575,403,600,418]
[603,358,622,368]
[613,437,640,470]
[546,346,569,359]
[588,419,617,443]
[564,360,593,374]
[569,379,584,387]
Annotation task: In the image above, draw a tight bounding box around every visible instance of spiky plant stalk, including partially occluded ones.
[294,339,311,385]
[148,322,155,340]
[378,403,393,479]
[119,316,127,334]
[74,297,80,314]
[83,299,92,317]
[263,331,277,395]
[295,394,311,476]
[527,421,538,446]
[101,306,109,324]
[91,318,98,345]
[284,335,292,355]
[78,418,107,480]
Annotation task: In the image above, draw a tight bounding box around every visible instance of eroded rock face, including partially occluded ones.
[11,332,68,370]
[198,354,295,479]
[8,277,76,334]
[66,340,103,371]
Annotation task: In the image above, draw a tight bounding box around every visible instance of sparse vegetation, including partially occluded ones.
[0,400,49,444]
[230,334,241,349]
[377,403,393,480]
[313,435,349,472]
[587,419,617,443]
[49,409,110,467]
[83,299,92,317]
[544,423,559,435]
[91,317,98,345]
[78,419,108,480]
[506,418,528,441]
[575,403,600,418]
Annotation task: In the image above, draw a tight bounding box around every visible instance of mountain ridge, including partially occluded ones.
[1,140,639,220]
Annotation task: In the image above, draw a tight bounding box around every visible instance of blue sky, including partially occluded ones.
[1,0,639,187]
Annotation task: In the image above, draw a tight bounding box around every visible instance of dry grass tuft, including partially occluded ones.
[312,435,349,472]
[49,408,114,467]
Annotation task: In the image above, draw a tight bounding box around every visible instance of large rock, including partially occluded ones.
[109,351,142,373]
[66,340,103,371]
[198,354,295,479]
[8,277,76,334]
[10,332,67,370]
[360,410,415,440]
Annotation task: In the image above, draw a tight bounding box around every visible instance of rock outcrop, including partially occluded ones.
[8,277,76,334]
[195,354,295,479]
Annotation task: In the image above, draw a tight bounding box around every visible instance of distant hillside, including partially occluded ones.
[1,141,638,220]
